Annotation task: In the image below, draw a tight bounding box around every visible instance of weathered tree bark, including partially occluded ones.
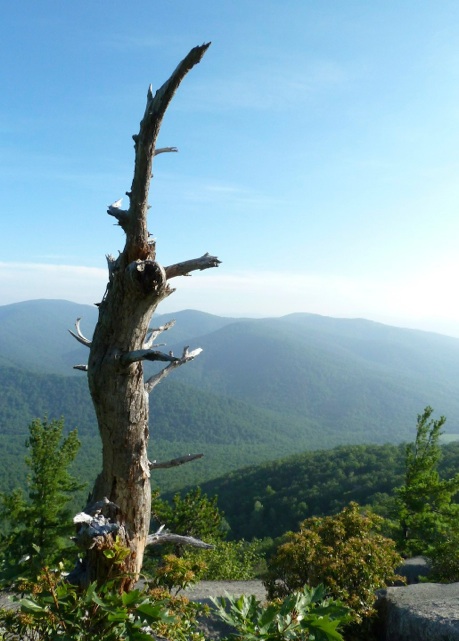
[69,43,220,590]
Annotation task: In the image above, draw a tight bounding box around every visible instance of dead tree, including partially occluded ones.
[68,43,220,589]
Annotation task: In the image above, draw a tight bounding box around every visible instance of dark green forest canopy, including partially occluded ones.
[196,441,459,540]
[0,365,332,498]
[2,359,459,540]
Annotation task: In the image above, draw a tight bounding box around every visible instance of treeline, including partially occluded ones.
[198,441,459,540]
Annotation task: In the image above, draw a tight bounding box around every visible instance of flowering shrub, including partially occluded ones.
[264,502,404,624]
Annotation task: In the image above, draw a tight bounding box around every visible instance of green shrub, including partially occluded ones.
[0,567,173,641]
[212,584,350,641]
[147,552,207,593]
[152,488,227,549]
[195,539,266,581]
[428,530,459,583]
[0,564,209,641]
[264,502,404,624]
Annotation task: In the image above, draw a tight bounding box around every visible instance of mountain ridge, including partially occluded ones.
[1,298,459,497]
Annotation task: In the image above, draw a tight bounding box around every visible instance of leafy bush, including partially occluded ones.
[147,553,207,593]
[152,488,227,548]
[211,584,350,641]
[264,502,404,624]
[0,560,209,641]
[198,539,266,580]
[428,530,459,583]
[0,567,173,641]
[149,490,265,582]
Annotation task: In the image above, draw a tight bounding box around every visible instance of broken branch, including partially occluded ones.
[154,147,178,156]
[165,253,221,279]
[118,349,179,366]
[149,453,203,469]
[68,318,92,347]
[143,319,176,349]
[146,526,213,550]
[107,198,130,231]
[145,346,203,393]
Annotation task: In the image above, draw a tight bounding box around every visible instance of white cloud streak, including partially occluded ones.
[179,56,351,112]
[0,263,108,306]
[1,261,459,337]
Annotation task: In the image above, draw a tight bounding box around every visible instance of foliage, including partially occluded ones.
[428,530,459,582]
[0,534,208,641]
[0,417,85,582]
[150,489,265,581]
[0,567,175,641]
[264,503,404,625]
[395,406,459,557]
[147,553,206,593]
[142,548,209,640]
[211,584,351,641]
[200,443,408,540]
[146,586,208,641]
[147,488,224,580]
[198,539,266,580]
[152,487,227,546]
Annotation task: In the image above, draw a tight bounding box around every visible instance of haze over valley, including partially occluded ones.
[1,298,459,501]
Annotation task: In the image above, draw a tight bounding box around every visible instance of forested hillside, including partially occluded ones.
[0,365,321,497]
[198,441,459,540]
[2,299,459,502]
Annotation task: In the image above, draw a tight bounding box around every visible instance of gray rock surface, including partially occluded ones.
[183,580,267,603]
[396,556,431,584]
[183,581,267,640]
[375,582,459,641]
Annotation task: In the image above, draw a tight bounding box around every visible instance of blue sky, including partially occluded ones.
[2,1,459,335]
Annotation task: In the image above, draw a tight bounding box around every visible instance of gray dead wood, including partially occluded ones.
[67,43,219,590]
[150,453,204,469]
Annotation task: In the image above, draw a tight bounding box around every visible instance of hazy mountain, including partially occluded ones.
[1,298,459,496]
[0,299,241,376]
[166,315,459,441]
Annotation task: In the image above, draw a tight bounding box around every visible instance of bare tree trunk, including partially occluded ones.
[69,43,220,589]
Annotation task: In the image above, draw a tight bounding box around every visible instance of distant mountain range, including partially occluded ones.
[1,299,459,497]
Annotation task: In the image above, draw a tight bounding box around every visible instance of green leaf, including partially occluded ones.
[20,598,45,613]
[258,603,278,629]
[107,608,129,622]
[302,616,345,641]
[136,601,174,624]
[121,589,143,607]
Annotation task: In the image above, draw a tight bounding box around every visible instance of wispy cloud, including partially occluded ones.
[159,267,459,336]
[179,56,351,112]
[154,174,284,211]
[0,263,107,306]
[2,261,459,338]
